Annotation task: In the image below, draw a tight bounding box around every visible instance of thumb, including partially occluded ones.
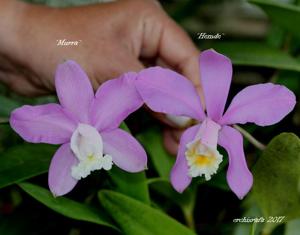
[0,71,49,96]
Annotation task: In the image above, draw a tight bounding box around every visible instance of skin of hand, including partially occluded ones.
[0,0,200,154]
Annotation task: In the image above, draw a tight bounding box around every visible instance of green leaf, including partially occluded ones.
[205,169,230,191]
[266,25,286,49]
[233,203,263,235]
[19,182,118,230]
[108,167,150,204]
[148,178,194,208]
[0,144,57,189]
[137,128,174,179]
[249,0,300,39]
[148,178,197,228]
[212,41,300,72]
[119,122,130,132]
[285,219,300,235]
[273,70,300,94]
[98,190,196,235]
[252,133,300,234]
[0,96,21,118]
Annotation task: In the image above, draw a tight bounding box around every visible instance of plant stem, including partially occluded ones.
[250,222,256,235]
[261,223,275,235]
[269,70,280,83]
[182,206,195,230]
[182,186,197,230]
[233,125,266,151]
[0,118,9,124]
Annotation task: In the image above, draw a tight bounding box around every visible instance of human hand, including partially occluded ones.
[0,0,201,154]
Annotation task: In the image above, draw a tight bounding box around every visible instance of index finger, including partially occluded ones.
[158,16,201,88]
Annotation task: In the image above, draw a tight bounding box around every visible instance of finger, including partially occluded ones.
[155,20,205,107]
[139,10,200,86]
[169,128,184,142]
[140,11,204,106]
[93,54,145,88]
[158,17,200,87]
[148,109,182,128]
[163,128,179,155]
[0,71,48,96]
[145,105,194,129]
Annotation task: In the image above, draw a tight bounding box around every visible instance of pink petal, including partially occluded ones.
[219,83,296,126]
[55,60,94,123]
[170,124,201,193]
[218,125,253,199]
[48,143,79,196]
[101,128,147,172]
[199,49,232,121]
[195,118,221,148]
[10,104,75,144]
[91,72,143,131]
[136,67,205,121]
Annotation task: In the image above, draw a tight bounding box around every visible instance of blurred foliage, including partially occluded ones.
[99,190,196,235]
[250,0,300,39]
[0,144,57,188]
[19,182,118,230]
[213,41,300,72]
[252,133,300,234]
[137,128,174,179]
[1,0,299,235]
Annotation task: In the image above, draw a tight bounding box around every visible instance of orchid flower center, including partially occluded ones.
[70,123,113,180]
[185,139,223,180]
[185,118,223,181]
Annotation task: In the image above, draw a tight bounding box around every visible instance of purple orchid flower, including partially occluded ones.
[136,49,296,199]
[10,60,147,196]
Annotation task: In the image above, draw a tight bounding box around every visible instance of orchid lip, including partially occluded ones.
[70,123,113,180]
[185,138,223,180]
[185,118,223,180]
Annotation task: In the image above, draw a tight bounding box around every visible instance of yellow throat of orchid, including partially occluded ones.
[185,139,223,181]
[70,123,113,180]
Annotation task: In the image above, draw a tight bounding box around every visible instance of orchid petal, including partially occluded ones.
[101,128,147,172]
[194,118,221,148]
[136,66,205,121]
[70,124,103,161]
[91,72,143,131]
[48,143,79,197]
[55,60,94,123]
[170,124,201,193]
[219,83,296,126]
[199,49,232,121]
[218,125,253,199]
[10,104,75,144]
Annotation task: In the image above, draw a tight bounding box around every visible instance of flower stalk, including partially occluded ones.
[233,125,266,151]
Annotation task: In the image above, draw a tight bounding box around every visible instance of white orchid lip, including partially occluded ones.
[185,139,223,180]
[70,123,113,180]
[185,118,223,180]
